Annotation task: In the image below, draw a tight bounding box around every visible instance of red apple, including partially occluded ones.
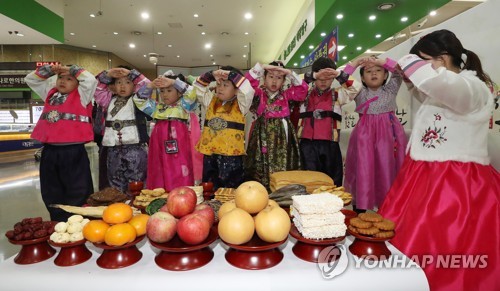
[146,211,177,243]
[167,186,197,218]
[177,213,211,245]
[159,203,170,213]
[193,204,215,226]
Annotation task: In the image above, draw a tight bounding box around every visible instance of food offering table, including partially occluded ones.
[0,236,429,291]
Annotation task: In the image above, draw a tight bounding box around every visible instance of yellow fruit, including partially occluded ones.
[255,205,291,243]
[218,208,255,245]
[218,200,237,220]
[102,203,133,224]
[128,214,150,236]
[104,223,137,246]
[235,181,269,214]
[82,220,110,243]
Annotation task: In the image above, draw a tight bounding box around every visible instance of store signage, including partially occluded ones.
[36,61,60,68]
[0,75,28,88]
[300,27,338,67]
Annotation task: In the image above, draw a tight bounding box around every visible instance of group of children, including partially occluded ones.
[24,29,499,290]
[26,53,410,222]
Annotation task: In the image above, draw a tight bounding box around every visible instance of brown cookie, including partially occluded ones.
[350,217,373,229]
[348,225,358,234]
[374,231,395,239]
[374,219,395,231]
[359,212,383,222]
[357,226,380,236]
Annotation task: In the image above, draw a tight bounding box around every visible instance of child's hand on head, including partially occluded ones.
[315,68,338,80]
[51,64,68,75]
[108,67,130,79]
[213,69,229,84]
[154,77,175,88]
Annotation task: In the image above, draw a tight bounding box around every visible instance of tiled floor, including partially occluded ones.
[0,144,100,262]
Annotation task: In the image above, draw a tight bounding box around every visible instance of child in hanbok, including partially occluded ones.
[343,56,407,212]
[94,66,151,192]
[135,71,202,190]
[379,29,499,291]
[244,61,308,190]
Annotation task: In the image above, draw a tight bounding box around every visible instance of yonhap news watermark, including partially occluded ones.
[317,245,489,279]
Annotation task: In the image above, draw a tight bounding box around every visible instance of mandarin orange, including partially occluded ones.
[102,203,133,224]
[128,214,150,236]
[104,223,137,246]
[82,220,110,243]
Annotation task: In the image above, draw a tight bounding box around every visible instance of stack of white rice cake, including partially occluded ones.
[292,193,346,239]
[188,186,204,205]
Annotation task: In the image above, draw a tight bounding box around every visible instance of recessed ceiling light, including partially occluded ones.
[70,32,75,36]
[336,14,343,19]
[401,16,408,22]
[92,45,96,48]
[157,32,163,35]
[369,15,376,21]
[342,56,347,60]
[320,32,326,37]
[375,34,382,38]
[243,54,247,58]
[429,11,437,16]
[129,43,135,48]
[378,3,395,10]
[90,13,96,18]
[204,43,212,49]
[141,12,149,19]
[356,46,362,51]
[194,14,199,18]
[293,63,298,67]
[167,44,172,48]
[309,45,314,49]
[17,33,24,37]
[366,49,372,53]
[177,55,180,58]
[143,55,147,58]
[300,55,305,59]
[244,45,247,48]
[201,32,206,35]
[348,33,354,38]
[113,32,118,35]
[244,32,249,35]
[338,45,345,51]
[213,62,216,65]
[244,13,252,20]
[210,54,213,57]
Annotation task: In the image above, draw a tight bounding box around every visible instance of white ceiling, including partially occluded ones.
[0,0,485,70]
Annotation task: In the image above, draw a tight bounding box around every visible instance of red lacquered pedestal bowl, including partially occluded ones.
[347,229,392,261]
[93,235,145,269]
[341,209,357,226]
[289,224,346,263]
[128,181,144,196]
[8,235,56,265]
[49,239,92,267]
[150,226,218,271]
[223,234,287,270]
[201,182,214,201]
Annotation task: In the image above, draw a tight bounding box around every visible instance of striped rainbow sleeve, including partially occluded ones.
[398,54,427,78]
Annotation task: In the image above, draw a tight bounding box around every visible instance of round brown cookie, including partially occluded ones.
[374,230,395,239]
[350,217,373,229]
[374,219,395,231]
[348,225,358,234]
[359,212,383,222]
[357,226,380,236]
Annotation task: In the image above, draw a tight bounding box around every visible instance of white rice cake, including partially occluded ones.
[292,193,343,214]
[292,208,345,227]
[294,219,347,239]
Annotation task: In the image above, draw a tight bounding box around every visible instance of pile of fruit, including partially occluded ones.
[5,217,55,241]
[82,202,150,247]
[218,181,291,245]
[146,186,215,245]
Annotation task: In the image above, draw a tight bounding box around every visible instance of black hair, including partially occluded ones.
[311,57,337,72]
[220,65,243,87]
[164,73,186,83]
[410,29,492,85]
